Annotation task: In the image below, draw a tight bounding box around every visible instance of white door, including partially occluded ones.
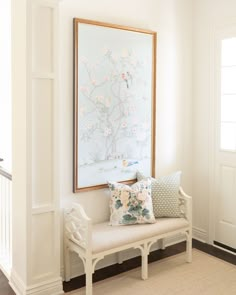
[213,34,236,252]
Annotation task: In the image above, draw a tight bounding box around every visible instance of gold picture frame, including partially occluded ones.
[74,18,156,192]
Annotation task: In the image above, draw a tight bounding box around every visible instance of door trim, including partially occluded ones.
[209,21,236,246]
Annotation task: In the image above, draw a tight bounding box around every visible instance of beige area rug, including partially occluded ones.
[67,249,236,295]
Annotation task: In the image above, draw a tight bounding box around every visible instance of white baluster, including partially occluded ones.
[0,170,12,276]
[0,176,2,257]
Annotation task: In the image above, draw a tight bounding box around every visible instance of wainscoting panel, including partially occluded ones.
[32,5,53,73]
[32,79,53,207]
[31,212,55,281]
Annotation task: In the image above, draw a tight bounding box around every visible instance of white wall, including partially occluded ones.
[59,0,193,276]
[193,0,236,242]
[0,0,12,171]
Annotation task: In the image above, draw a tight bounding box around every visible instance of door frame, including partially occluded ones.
[209,22,236,246]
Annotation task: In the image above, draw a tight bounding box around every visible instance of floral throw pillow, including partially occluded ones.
[108,179,156,226]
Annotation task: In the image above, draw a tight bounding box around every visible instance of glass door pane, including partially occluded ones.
[220,38,236,151]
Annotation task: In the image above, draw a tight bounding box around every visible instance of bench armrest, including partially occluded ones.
[178,186,192,226]
[64,203,92,252]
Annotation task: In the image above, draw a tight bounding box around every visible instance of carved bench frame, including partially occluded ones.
[64,187,192,295]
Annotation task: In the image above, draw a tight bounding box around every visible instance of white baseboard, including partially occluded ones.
[192,226,207,243]
[9,269,25,295]
[61,234,187,280]
[10,269,64,295]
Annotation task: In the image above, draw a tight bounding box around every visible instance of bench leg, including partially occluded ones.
[64,244,71,282]
[85,259,93,295]
[186,230,192,263]
[117,252,123,264]
[160,238,165,250]
[141,244,148,280]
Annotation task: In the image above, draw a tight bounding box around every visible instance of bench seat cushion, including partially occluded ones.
[91,218,189,254]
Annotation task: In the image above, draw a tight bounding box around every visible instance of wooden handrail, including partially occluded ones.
[0,167,12,181]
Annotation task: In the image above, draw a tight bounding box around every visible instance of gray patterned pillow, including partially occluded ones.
[137,171,181,218]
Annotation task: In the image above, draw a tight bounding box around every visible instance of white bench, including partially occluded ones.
[64,187,192,295]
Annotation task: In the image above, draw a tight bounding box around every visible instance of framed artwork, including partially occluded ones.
[73,18,156,192]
